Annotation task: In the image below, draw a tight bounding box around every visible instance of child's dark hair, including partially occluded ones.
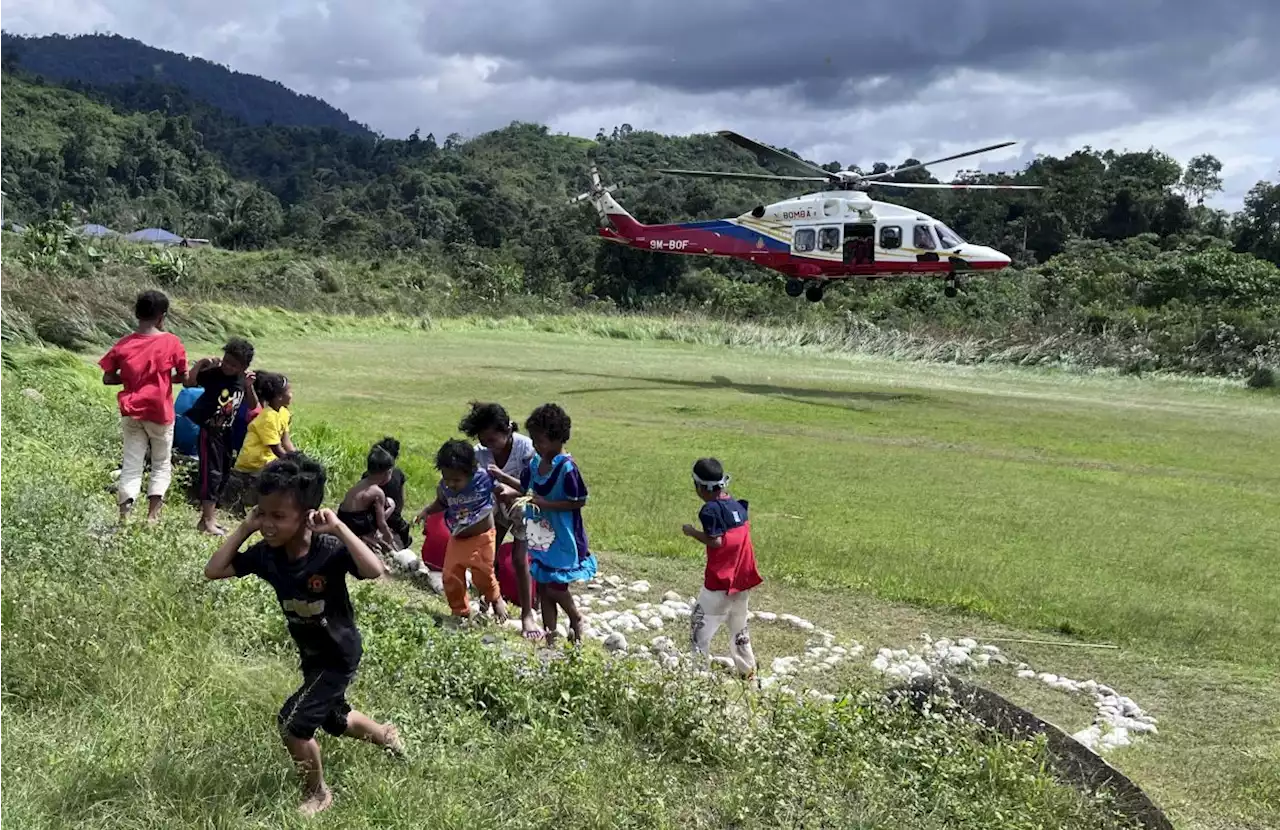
[366,446,395,476]
[693,458,727,491]
[435,438,477,473]
[375,436,400,460]
[257,371,289,404]
[526,403,571,443]
[458,401,516,437]
[257,454,327,510]
[135,290,169,321]
[223,337,255,367]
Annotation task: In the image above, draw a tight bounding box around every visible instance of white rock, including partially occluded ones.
[1016,669,1036,679]
[754,611,778,622]
[790,618,816,632]
[830,646,847,656]
[1037,673,1059,684]
[1099,728,1131,749]
[710,656,735,670]
[945,646,971,667]
[634,602,652,611]
[604,575,623,588]
[673,607,692,618]
[980,644,1001,654]
[958,638,978,649]
[758,675,779,689]
[651,636,677,654]
[1072,725,1103,751]
[628,580,651,593]
[871,655,890,672]
[662,590,683,602]
[646,616,664,630]
[657,605,678,620]
[603,632,628,653]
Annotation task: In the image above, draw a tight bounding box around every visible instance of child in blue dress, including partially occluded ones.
[519,403,596,645]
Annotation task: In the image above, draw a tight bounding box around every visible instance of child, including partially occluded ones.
[337,446,399,553]
[459,402,541,639]
[224,372,295,515]
[202,454,403,817]
[681,458,762,678]
[185,337,258,535]
[416,439,508,623]
[374,437,413,550]
[520,404,595,645]
[99,290,189,523]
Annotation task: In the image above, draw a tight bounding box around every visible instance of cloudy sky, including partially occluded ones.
[6,0,1278,207]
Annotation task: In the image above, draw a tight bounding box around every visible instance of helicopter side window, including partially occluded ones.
[880,225,902,249]
[818,227,840,252]
[793,228,816,252]
[914,224,937,250]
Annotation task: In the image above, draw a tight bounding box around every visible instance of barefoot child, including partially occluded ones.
[520,404,596,645]
[459,402,541,639]
[185,338,257,535]
[337,445,399,553]
[224,372,295,515]
[202,455,403,816]
[416,440,508,623]
[374,437,413,550]
[681,458,762,678]
[98,290,188,523]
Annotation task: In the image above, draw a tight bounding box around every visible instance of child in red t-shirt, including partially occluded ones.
[99,290,189,523]
[681,457,762,678]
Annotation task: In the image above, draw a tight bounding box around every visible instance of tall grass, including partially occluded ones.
[0,348,1137,829]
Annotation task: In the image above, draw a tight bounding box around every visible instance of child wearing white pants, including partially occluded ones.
[681,457,763,678]
[119,417,176,509]
[99,290,188,523]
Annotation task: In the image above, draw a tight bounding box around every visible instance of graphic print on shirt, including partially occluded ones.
[526,516,557,552]
[209,386,243,430]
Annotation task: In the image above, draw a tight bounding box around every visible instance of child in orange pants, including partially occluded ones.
[416,439,508,621]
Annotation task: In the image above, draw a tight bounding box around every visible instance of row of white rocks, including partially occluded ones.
[383,561,1157,756]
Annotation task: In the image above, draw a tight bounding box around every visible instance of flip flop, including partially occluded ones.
[522,625,546,642]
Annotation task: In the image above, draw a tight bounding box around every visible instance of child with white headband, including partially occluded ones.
[681,457,762,677]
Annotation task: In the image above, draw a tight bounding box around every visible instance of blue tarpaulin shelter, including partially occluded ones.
[126,227,183,244]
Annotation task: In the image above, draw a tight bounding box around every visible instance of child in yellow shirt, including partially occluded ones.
[225,373,295,514]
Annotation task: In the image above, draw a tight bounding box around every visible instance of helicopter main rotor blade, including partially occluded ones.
[859,141,1019,182]
[868,180,1043,190]
[658,168,831,183]
[714,131,840,181]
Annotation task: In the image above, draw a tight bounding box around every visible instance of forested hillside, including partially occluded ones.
[1,53,1278,379]
[1,33,370,135]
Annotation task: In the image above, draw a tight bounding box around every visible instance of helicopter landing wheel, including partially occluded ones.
[805,282,825,303]
[944,274,960,298]
[785,278,805,298]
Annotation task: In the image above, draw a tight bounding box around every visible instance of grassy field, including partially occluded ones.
[3,348,1145,830]
[200,322,1277,829]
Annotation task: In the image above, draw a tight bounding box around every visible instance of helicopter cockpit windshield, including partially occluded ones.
[935,222,966,249]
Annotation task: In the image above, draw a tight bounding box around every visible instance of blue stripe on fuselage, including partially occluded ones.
[668,219,790,251]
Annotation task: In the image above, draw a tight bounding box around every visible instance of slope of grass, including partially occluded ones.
[1,349,1136,829]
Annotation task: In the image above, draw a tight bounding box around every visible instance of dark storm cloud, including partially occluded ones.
[420,0,1280,105]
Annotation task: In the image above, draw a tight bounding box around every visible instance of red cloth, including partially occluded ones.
[98,332,188,424]
[705,521,763,595]
[421,513,537,603]
[420,513,448,570]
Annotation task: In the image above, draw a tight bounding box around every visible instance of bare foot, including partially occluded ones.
[491,598,510,624]
[568,618,584,645]
[196,520,226,536]
[521,612,544,641]
[382,722,406,758]
[298,786,333,817]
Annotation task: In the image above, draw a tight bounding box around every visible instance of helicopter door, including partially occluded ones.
[843,224,875,265]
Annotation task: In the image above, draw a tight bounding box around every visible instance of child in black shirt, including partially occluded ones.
[185,337,258,536]
[204,454,403,817]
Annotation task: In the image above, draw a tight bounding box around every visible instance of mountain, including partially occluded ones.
[1,32,372,136]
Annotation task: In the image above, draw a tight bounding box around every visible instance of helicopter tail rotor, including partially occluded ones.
[569,165,631,225]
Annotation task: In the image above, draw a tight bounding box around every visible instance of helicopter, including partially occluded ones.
[569,131,1041,301]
